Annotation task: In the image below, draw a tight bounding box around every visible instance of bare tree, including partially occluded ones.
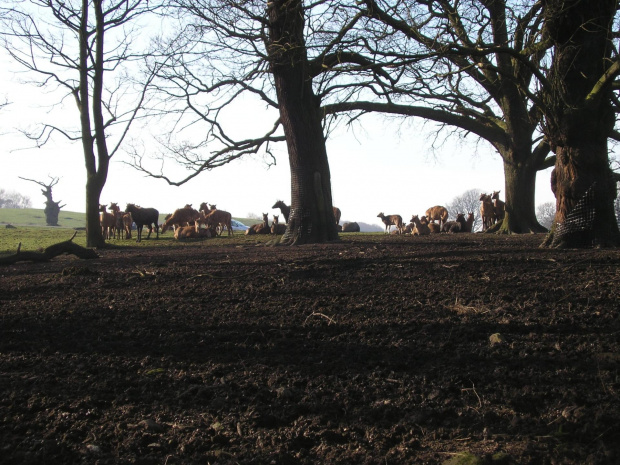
[536,202,555,230]
[1,1,160,247]
[322,0,551,234]
[446,189,484,232]
[134,0,386,244]
[540,0,620,247]
[138,1,553,243]
[348,0,619,246]
[0,188,32,209]
[18,176,65,225]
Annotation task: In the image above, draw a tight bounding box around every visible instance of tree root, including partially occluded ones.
[0,231,99,265]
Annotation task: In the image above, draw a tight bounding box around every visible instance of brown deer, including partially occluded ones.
[99,204,116,240]
[410,215,431,236]
[271,215,287,235]
[245,213,270,235]
[161,206,201,233]
[491,190,505,224]
[199,208,233,236]
[479,193,495,231]
[377,212,404,234]
[272,200,290,224]
[425,205,449,227]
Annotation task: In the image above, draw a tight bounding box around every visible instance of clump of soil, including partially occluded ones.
[1,233,619,464]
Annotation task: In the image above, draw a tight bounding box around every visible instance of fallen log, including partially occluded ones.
[0,231,99,265]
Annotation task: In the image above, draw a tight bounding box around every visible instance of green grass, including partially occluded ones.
[0,208,266,254]
[0,224,374,256]
[0,225,284,255]
[0,208,258,229]
[0,208,375,255]
[0,226,88,254]
[0,208,87,229]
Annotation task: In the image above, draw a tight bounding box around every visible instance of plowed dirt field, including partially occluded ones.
[1,233,619,464]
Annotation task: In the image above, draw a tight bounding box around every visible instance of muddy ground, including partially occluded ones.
[1,233,619,464]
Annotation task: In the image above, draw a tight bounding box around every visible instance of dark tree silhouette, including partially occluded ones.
[540,0,620,248]
[322,0,552,234]
[265,0,338,244]
[19,176,65,226]
[133,0,378,244]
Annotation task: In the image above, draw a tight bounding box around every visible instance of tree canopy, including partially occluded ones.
[133,0,555,235]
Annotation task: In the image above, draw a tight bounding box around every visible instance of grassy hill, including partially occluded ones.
[0,208,87,229]
[0,208,257,229]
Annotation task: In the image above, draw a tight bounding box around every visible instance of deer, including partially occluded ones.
[161,206,201,233]
[377,212,404,234]
[109,202,132,240]
[99,204,116,240]
[410,215,431,236]
[246,213,270,235]
[491,190,505,224]
[272,200,290,224]
[479,193,495,231]
[425,206,449,227]
[271,215,287,235]
[125,204,159,242]
[199,208,233,236]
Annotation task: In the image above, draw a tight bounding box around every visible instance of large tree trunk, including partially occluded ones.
[267,0,338,245]
[493,152,547,234]
[80,1,107,248]
[541,0,620,248]
[85,176,105,247]
[44,201,62,227]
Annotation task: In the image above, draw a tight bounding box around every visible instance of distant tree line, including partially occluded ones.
[0,188,31,209]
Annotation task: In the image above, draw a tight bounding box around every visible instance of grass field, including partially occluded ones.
[0,208,258,229]
[0,208,87,229]
[0,208,273,254]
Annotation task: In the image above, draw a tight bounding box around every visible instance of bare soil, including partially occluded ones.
[1,233,619,464]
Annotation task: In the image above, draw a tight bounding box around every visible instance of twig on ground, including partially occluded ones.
[304,312,336,326]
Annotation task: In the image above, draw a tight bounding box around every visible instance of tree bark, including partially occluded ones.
[494,152,548,234]
[541,0,620,248]
[266,0,339,245]
[44,200,62,227]
[78,1,107,248]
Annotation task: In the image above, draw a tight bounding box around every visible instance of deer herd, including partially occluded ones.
[377,190,505,235]
[99,191,504,242]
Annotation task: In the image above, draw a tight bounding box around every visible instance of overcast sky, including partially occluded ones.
[0,65,556,228]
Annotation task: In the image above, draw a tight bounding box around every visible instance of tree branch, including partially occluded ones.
[322,100,507,147]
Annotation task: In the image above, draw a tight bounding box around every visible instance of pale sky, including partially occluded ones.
[0,66,556,229]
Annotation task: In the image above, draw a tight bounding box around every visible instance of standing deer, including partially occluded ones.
[491,190,505,224]
[425,205,449,227]
[125,204,159,242]
[272,200,291,224]
[479,194,495,231]
[99,204,116,240]
[377,212,404,234]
